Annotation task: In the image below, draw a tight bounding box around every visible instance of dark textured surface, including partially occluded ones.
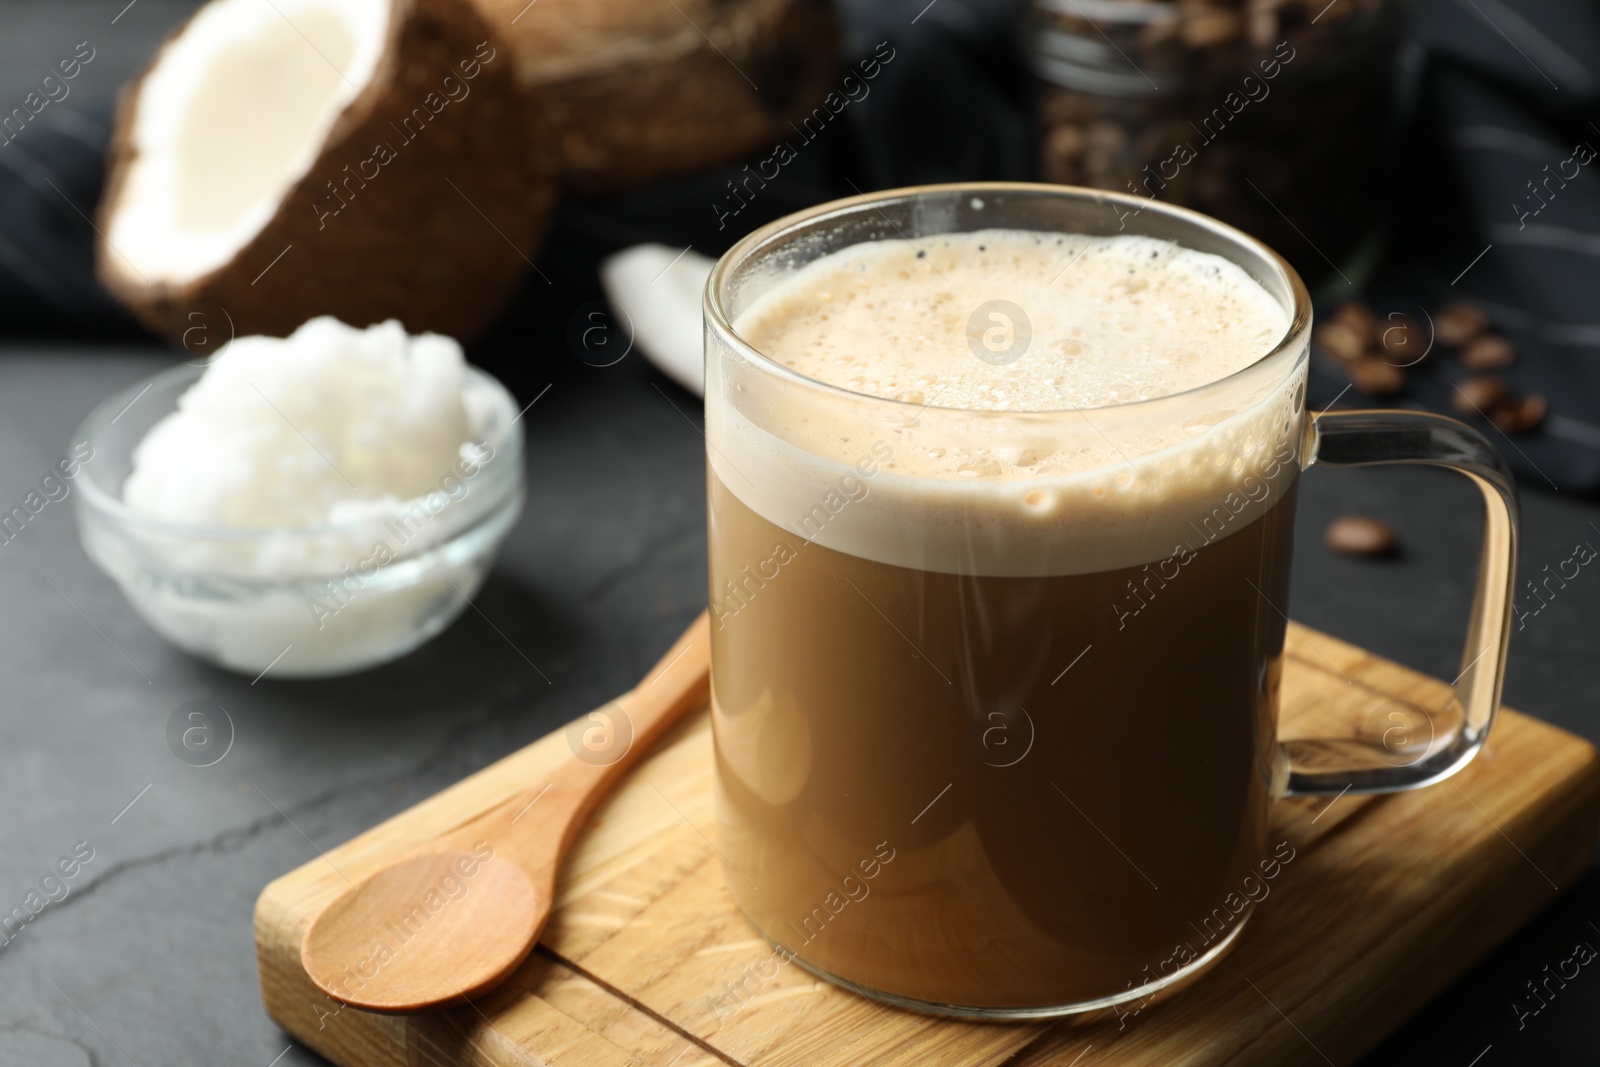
[2,0,1599,1064]
[0,341,709,1067]
[0,339,1596,1066]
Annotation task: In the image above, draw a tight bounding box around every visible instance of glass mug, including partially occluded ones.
[703,183,1518,1017]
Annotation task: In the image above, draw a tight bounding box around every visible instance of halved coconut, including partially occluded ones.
[474,0,839,193]
[98,0,554,341]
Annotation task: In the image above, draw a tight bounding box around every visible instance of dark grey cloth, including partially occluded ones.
[0,100,132,336]
[1370,0,1600,490]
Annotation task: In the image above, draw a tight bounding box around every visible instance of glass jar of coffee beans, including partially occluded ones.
[1030,0,1411,275]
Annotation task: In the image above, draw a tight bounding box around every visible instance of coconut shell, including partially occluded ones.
[98,0,555,342]
[475,0,839,193]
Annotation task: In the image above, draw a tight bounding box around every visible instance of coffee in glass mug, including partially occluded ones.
[703,184,1517,1017]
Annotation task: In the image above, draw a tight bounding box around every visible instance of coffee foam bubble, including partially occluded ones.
[712,229,1306,576]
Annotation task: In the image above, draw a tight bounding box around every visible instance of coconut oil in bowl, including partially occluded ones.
[71,318,525,678]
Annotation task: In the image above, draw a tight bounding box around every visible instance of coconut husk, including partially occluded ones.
[476,0,839,193]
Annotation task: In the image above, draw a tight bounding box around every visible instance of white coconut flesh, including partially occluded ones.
[107,0,391,284]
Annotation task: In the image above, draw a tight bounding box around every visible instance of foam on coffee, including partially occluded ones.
[737,230,1286,412]
[712,228,1306,576]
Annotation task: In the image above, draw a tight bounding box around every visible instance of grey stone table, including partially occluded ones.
[1,3,1598,1064]
[1,336,1598,1067]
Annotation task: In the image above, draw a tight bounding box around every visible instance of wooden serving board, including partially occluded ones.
[256,628,1600,1067]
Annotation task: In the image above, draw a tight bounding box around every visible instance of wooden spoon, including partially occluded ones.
[300,611,710,1012]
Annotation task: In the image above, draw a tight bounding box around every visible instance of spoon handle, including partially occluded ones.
[454,611,711,885]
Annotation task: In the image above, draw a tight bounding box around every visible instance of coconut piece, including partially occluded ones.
[98,0,554,341]
[474,0,839,192]
[600,243,713,396]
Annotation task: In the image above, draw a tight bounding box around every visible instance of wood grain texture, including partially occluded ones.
[256,627,1600,1066]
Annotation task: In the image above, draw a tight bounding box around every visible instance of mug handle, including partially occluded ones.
[1274,409,1520,797]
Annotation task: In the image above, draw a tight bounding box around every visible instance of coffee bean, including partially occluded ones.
[1083,121,1132,182]
[1518,393,1548,432]
[1039,86,1096,126]
[1460,334,1516,371]
[1138,14,1181,47]
[1326,515,1397,557]
[1247,8,1278,48]
[1330,301,1377,347]
[1349,358,1404,396]
[1315,321,1366,363]
[1181,9,1242,47]
[1378,314,1426,366]
[1084,119,1129,153]
[1452,376,1508,416]
[1433,302,1489,348]
[1490,392,1547,434]
[1043,125,1086,181]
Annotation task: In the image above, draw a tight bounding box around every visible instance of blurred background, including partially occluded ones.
[8,0,1600,487]
[2,0,1600,1064]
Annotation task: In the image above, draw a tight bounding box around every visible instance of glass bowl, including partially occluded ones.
[71,362,525,678]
